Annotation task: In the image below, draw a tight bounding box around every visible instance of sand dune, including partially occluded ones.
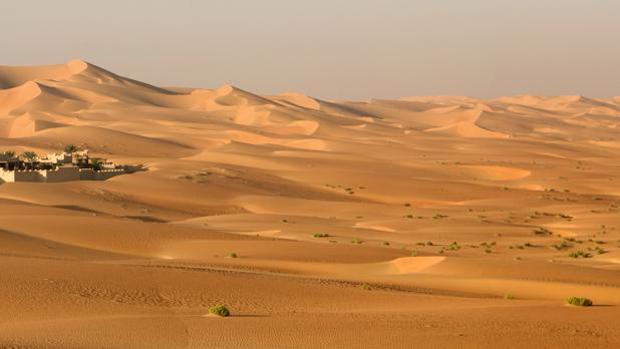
[0,81,43,115]
[272,92,321,110]
[459,165,531,181]
[1,60,619,348]
[0,59,87,89]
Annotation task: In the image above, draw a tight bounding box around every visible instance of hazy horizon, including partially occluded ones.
[2,0,619,100]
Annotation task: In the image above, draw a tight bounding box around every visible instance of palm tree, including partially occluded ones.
[90,157,104,171]
[20,151,38,170]
[0,151,15,161]
[64,144,78,154]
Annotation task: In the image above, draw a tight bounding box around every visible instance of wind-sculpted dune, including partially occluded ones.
[1,60,619,348]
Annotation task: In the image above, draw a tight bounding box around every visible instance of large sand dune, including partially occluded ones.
[1,60,619,348]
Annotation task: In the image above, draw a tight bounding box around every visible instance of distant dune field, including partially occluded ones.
[1,60,619,348]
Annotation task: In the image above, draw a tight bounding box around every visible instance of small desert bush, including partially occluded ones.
[480,241,496,248]
[446,242,460,251]
[209,305,230,317]
[552,241,572,250]
[360,283,371,291]
[228,252,238,258]
[504,293,515,300]
[568,251,592,259]
[594,246,607,255]
[351,238,363,244]
[313,233,330,238]
[533,227,552,236]
[566,296,593,307]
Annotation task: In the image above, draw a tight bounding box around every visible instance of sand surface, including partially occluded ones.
[1,60,619,348]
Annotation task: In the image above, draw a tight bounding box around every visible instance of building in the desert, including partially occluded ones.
[0,148,126,183]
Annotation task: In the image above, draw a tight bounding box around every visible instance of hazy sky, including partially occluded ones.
[2,0,619,100]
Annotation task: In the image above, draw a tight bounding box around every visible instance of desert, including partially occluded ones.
[0,59,619,348]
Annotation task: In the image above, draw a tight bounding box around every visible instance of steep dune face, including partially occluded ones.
[0,81,42,116]
[272,92,321,110]
[0,59,87,89]
[1,60,620,348]
[423,109,510,139]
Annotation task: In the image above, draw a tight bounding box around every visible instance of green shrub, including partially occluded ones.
[504,293,515,300]
[351,238,363,244]
[480,241,495,248]
[209,305,230,317]
[446,242,460,251]
[228,252,238,258]
[594,246,607,255]
[568,251,592,258]
[552,241,572,250]
[566,297,593,307]
[360,283,371,291]
[534,227,552,236]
